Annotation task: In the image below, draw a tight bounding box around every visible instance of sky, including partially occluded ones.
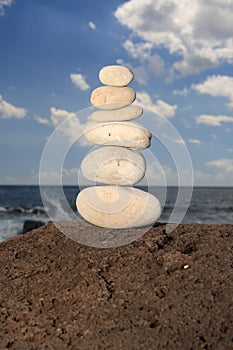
[0,0,233,186]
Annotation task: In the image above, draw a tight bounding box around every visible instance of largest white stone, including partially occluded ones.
[84,121,151,149]
[81,146,146,185]
[76,186,162,228]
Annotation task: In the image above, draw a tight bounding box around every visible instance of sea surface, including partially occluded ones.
[0,185,232,242]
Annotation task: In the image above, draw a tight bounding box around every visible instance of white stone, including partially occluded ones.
[90,86,136,110]
[84,121,151,149]
[76,186,162,228]
[99,65,133,87]
[81,146,146,185]
[90,105,143,122]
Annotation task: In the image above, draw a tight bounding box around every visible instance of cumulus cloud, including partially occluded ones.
[50,107,89,145]
[188,138,202,145]
[192,75,233,109]
[88,21,96,30]
[161,133,186,145]
[131,66,149,85]
[116,58,149,85]
[196,114,233,126]
[116,43,165,84]
[206,158,233,173]
[114,0,233,77]
[120,40,165,83]
[194,168,233,186]
[70,73,90,91]
[174,138,185,145]
[147,54,165,77]
[34,115,51,125]
[143,160,172,186]
[0,0,13,15]
[135,159,233,186]
[136,92,177,118]
[0,95,27,119]
[39,168,80,186]
[123,40,153,60]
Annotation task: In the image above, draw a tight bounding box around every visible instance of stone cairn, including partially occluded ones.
[76,65,162,228]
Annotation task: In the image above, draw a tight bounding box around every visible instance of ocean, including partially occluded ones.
[0,185,232,243]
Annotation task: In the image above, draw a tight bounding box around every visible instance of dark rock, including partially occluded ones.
[21,220,45,234]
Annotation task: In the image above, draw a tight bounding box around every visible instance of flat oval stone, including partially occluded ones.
[84,122,151,149]
[90,105,143,122]
[99,65,134,87]
[90,86,136,110]
[81,146,146,185]
[76,186,162,228]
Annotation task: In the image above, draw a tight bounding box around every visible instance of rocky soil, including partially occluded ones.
[0,222,232,349]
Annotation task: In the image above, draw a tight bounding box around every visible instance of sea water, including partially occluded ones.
[0,185,232,242]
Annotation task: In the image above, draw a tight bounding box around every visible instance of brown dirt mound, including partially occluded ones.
[0,222,232,349]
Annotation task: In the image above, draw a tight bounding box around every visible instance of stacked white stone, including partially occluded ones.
[76,65,162,228]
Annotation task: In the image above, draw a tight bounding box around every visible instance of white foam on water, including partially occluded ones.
[42,191,71,221]
[0,219,23,243]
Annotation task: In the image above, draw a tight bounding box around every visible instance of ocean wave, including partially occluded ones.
[186,206,233,213]
[0,206,46,215]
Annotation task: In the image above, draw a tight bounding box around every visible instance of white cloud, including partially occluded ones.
[0,95,27,119]
[211,134,218,141]
[147,54,165,77]
[39,168,80,186]
[161,133,186,145]
[136,92,177,118]
[143,161,171,186]
[131,66,148,85]
[70,73,90,91]
[196,114,233,126]
[115,0,233,77]
[34,115,51,125]
[122,40,165,76]
[173,88,190,96]
[206,158,233,174]
[143,158,233,186]
[0,0,13,15]
[50,107,88,145]
[188,138,202,145]
[173,138,185,145]
[192,75,233,109]
[227,148,233,153]
[120,40,165,83]
[88,21,96,30]
[193,169,233,186]
[116,58,124,65]
[142,160,195,186]
[123,39,153,60]
[116,58,149,85]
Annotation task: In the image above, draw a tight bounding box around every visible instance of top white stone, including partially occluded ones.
[99,65,134,87]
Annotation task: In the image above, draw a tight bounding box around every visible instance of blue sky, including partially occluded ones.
[0,0,233,186]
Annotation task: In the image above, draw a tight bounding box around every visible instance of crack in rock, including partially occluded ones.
[98,270,114,301]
